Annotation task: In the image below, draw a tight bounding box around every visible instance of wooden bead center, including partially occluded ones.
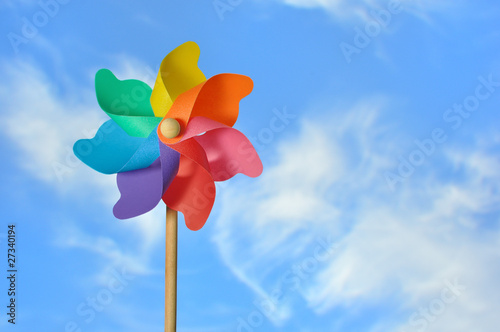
[160,118,181,139]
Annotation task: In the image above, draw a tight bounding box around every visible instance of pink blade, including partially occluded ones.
[194,126,262,181]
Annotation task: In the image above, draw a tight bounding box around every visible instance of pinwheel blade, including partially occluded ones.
[195,126,262,181]
[163,155,216,231]
[113,145,180,219]
[150,41,207,117]
[73,120,160,174]
[157,74,254,145]
[95,69,162,138]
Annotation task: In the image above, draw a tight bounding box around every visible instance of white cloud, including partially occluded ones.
[0,59,105,184]
[212,101,500,331]
[0,58,166,276]
[109,55,157,87]
[54,205,166,281]
[271,0,457,21]
[1,0,39,9]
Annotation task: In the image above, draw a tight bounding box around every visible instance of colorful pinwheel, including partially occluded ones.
[74,41,262,230]
[73,41,262,331]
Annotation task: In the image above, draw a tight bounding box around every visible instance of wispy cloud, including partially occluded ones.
[0,59,105,183]
[1,0,39,9]
[272,0,458,22]
[0,57,166,277]
[0,57,156,188]
[212,101,500,330]
[54,206,165,278]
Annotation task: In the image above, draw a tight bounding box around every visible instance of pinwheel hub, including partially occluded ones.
[160,118,181,139]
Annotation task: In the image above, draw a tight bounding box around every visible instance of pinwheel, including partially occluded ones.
[73,41,262,331]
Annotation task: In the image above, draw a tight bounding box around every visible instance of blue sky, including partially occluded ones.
[1,0,500,331]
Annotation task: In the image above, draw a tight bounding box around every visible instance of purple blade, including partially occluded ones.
[160,142,181,193]
[113,145,180,219]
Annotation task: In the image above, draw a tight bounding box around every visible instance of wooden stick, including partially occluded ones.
[165,207,178,332]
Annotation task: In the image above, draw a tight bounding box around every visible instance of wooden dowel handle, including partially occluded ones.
[165,207,178,332]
